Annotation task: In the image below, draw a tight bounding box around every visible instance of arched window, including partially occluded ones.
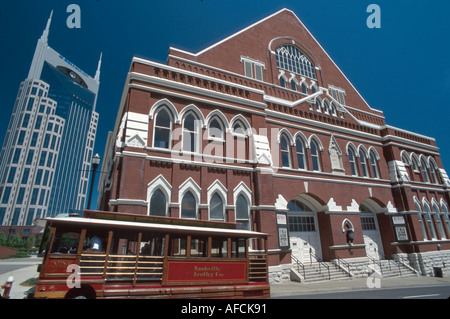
[183,113,199,152]
[232,120,246,135]
[359,150,368,177]
[209,117,224,140]
[441,202,450,235]
[420,158,430,183]
[301,83,308,94]
[236,194,250,230]
[411,155,420,172]
[429,160,439,184]
[210,193,224,221]
[153,108,172,149]
[414,200,428,240]
[323,101,330,114]
[280,134,291,168]
[370,151,379,178]
[232,120,247,162]
[296,137,306,170]
[279,76,287,88]
[149,189,167,217]
[330,103,337,116]
[348,148,357,176]
[423,202,437,239]
[310,140,321,171]
[287,200,316,232]
[315,100,321,112]
[290,80,297,91]
[432,203,446,239]
[275,44,317,80]
[181,191,197,219]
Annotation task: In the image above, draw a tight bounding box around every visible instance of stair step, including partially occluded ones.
[292,258,418,283]
[292,261,352,283]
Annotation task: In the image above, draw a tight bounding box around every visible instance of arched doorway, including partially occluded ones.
[288,196,322,263]
[360,201,384,260]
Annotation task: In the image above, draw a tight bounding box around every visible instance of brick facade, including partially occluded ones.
[98,9,450,276]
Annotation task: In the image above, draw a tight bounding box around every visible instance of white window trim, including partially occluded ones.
[207,180,228,221]
[147,174,172,216]
[179,177,202,219]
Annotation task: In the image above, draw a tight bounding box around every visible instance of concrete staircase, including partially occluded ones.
[373,259,419,278]
[291,261,352,283]
[291,257,419,283]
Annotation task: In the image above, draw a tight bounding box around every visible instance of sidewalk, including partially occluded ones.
[0,259,40,299]
[270,275,450,298]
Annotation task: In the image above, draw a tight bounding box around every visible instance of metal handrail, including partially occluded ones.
[397,255,422,275]
[334,257,352,277]
[291,254,306,280]
[379,252,402,276]
[366,254,383,275]
[309,249,330,280]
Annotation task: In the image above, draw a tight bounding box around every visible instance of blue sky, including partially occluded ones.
[1,1,450,208]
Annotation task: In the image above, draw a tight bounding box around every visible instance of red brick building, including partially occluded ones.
[98,9,450,281]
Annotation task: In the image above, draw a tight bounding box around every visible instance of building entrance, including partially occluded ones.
[360,203,384,260]
[288,199,322,263]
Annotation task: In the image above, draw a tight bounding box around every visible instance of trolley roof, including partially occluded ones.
[38,216,267,238]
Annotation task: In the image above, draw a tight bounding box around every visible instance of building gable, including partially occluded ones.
[168,8,384,120]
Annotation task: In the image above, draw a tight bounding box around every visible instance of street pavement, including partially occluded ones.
[1,255,449,299]
[0,256,41,299]
[270,275,450,298]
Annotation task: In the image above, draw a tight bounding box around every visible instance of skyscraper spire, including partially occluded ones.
[94,52,102,83]
[41,10,53,44]
[28,10,53,79]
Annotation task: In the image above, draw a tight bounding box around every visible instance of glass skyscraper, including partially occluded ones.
[0,11,101,231]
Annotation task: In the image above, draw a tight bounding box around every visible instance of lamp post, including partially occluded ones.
[87,153,101,210]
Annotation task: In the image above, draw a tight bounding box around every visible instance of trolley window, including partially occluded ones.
[50,227,80,254]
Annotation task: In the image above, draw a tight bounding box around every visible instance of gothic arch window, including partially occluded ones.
[182,112,200,153]
[315,99,322,112]
[369,150,380,178]
[330,102,337,116]
[149,189,167,217]
[414,198,428,240]
[401,152,411,166]
[441,201,450,235]
[210,192,225,221]
[236,194,250,231]
[208,117,224,140]
[323,100,330,114]
[280,134,291,168]
[290,79,298,91]
[432,200,446,239]
[279,75,287,88]
[147,175,171,217]
[276,44,317,80]
[301,82,308,94]
[296,137,306,170]
[411,154,420,173]
[423,201,437,239]
[420,157,430,183]
[348,147,358,176]
[231,118,249,162]
[233,121,245,135]
[359,149,368,177]
[310,139,321,172]
[428,158,439,184]
[181,190,197,219]
[153,107,172,149]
